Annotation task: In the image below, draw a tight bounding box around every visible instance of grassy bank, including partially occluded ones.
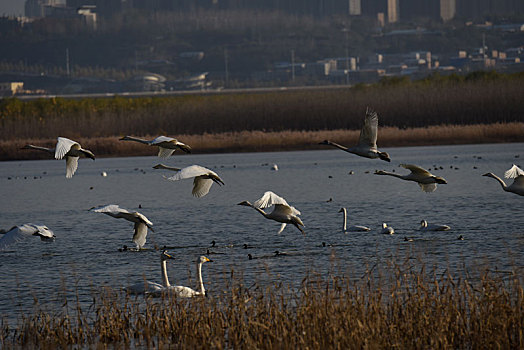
[1,261,522,348]
[1,71,523,160]
[2,122,523,161]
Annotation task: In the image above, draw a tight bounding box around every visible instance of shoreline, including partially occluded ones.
[1,122,523,161]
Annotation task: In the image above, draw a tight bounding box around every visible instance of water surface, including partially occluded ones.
[1,143,522,320]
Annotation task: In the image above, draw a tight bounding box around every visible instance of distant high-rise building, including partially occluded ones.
[25,0,45,17]
[440,0,455,21]
[349,0,361,15]
[387,0,399,23]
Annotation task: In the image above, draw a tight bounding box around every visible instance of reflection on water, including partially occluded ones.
[0,143,523,320]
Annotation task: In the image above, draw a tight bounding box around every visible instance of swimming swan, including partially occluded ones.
[419,220,450,231]
[0,223,55,250]
[150,256,212,298]
[153,164,224,197]
[90,204,154,250]
[374,164,447,192]
[125,250,175,295]
[319,107,390,162]
[380,223,395,235]
[339,208,370,232]
[22,137,95,178]
[120,135,191,158]
[238,191,305,235]
[482,164,524,196]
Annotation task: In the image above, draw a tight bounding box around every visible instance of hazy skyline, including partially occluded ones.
[0,0,66,16]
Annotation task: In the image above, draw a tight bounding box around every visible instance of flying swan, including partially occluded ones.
[120,135,191,158]
[339,207,370,232]
[90,204,154,250]
[319,107,391,162]
[149,255,213,298]
[419,220,450,231]
[482,164,524,196]
[0,223,55,250]
[374,164,447,192]
[238,191,305,235]
[153,164,224,197]
[125,250,175,295]
[22,137,95,178]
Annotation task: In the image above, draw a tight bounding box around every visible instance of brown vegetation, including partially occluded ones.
[1,72,523,160]
[2,122,523,161]
[1,260,522,348]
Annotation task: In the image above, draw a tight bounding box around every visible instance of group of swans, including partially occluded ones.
[125,251,212,298]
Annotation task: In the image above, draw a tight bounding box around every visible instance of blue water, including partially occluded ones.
[0,143,523,321]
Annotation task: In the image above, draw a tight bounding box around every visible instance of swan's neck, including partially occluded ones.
[124,136,149,144]
[489,174,508,190]
[341,208,347,231]
[196,262,205,295]
[252,206,269,219]
[26,144,54,153]
[330,141,350,152]
[161,259,170,287]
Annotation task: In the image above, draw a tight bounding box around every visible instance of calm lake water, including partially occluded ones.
[0,143,523,321]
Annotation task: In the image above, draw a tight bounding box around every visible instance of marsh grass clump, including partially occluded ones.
[1,261,522,349]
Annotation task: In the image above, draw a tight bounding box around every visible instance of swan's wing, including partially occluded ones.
[504,164,524,179]
[29,224,55,239]
[401,164,432,176]
[65,156,79,178]
[192,177,214,197]
[357,107,379,149]
[277,223,287,234]
[132,212,153,227]
[126,281,164,295]
[253,191,290,209]
[419,183,437,192]
[0,224,54,250]
[512,175,524,187]
[272,204,301,217]
[165,165,210,181]
[91,204,130,215]
[133,222,148,249]
[157,147,176,158]
[168,285,199,298]
[55,137,78,159]
[151,136,175,144]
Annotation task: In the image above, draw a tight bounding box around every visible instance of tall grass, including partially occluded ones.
[1,260,522,348]
[2,122,523,160]
[1,73,523,141]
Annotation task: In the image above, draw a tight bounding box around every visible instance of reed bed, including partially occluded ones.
[1,260,522,349]
[2,122,523,161]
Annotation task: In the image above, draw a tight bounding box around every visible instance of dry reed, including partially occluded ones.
[1,260,522,349]
[2,122,523,161]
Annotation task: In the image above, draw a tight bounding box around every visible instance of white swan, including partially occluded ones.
[22,137,95,178]
[90,204,154,250]
[153,164,224,197]
[120,135,191,158]
[125,250,175,295]
[0,223,55,250]
[374,164,447,192]
[483,164,524,196]
[319,107,391,162]
[238,191,305,235]
[339,208,370,232]
[150,255,212,298]
[419,220,450,231]
[380,223,394,235]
